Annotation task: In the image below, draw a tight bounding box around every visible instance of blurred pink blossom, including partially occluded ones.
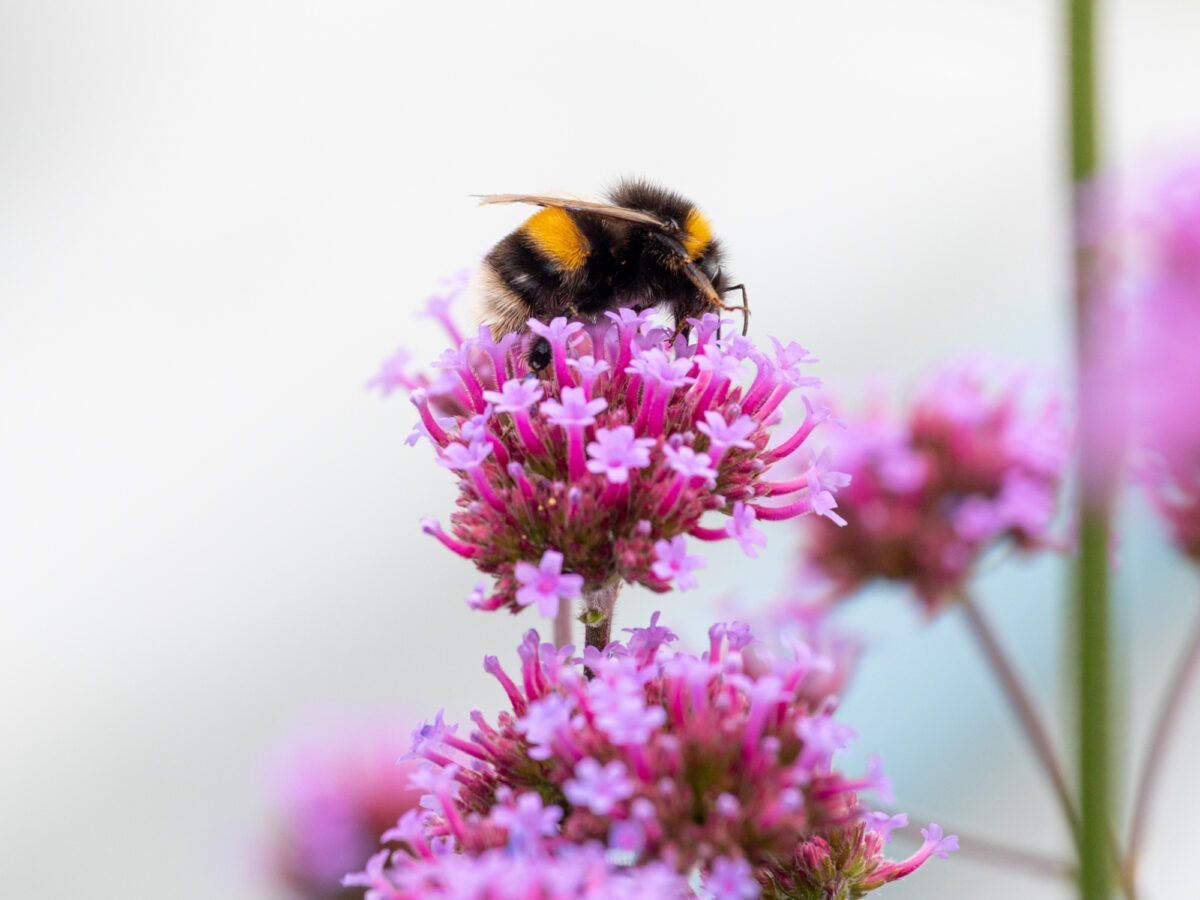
[265,717,424,900]
[796,358,1069,612]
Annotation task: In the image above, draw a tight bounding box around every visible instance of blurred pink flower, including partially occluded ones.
[1077,157,1200,558]
[266,717,424,900]
[1131,295,1200,559]
[1126,162,1200,559]
[754,598,864,703]
[797,358,1069,612]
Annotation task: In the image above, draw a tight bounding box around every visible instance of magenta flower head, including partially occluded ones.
[514,551,584,617]
[1130,294,1200,559]
[383,614,954,898]
[378,278,846,637]
[343,843,693,899]
[263,717,424,900]
[1117,160,1200,560]
[753,597,865,703]
[798,357,1069,613]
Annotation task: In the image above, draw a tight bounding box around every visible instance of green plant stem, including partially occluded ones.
[1069,0,1098,182]
[1068,2,1113,898]
[584,621,610,654]
[582,582,620,654]
[1126,593,1200,879]
[1075,513,1116,899]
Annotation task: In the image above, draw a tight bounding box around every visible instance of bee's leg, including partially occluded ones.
[720,284,750,336]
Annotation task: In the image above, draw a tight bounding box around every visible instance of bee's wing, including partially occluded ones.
[476,192,667,228]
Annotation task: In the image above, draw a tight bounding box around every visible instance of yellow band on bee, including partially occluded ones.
[683,208,713,260]
[523,208,589,271]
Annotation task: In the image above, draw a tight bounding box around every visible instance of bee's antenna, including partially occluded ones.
[722,284,750,336]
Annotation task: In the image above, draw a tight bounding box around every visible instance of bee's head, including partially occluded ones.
[647,225,722,309]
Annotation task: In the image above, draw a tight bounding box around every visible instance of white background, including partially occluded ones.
[3,2,1199,898]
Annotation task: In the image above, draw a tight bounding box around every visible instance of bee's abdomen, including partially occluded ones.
[521,207,590,272]
[487,231,570,313]
[485,207,608,320]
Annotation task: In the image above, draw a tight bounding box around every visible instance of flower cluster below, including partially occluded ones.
[344,617,955,899]
[797,358,1068,612]
[345,843,692,900]
[373,279,846,617]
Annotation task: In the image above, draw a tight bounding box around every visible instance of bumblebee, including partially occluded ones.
[468,179,748,370]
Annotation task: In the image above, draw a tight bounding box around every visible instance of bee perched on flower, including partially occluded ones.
[371,276,847,645]
[792,357,1069,613]
[345,617,956,900]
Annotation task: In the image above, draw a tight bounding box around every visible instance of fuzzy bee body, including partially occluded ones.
[469,179,746,368]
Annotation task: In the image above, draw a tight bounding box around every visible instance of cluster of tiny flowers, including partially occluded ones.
[266,720,424,900]
[344,844,693,900]
[345,618,955,899]
[371,277,846,615]
[797,358,1069,612]
[1126,162,1200,559]
[756,597,864,703]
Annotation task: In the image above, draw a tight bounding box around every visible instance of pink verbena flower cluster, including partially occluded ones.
[267,721,424,900]
[344,843,693,900]
[1126,162,1200,559]
[373,280,846,617]
[799,358,1069,612]
[345,618,955,899]
[756,597,864,703]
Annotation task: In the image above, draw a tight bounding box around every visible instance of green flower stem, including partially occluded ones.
[1125,589,1200,878]
[1068,1,1113,899]
[1075,513,1117,899]
[583,581,621,654]
[1069,0,1098,182]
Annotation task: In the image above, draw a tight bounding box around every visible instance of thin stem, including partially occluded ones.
[958,591,1139,900]
[1069,0,1098,183]
[585,618,611,654]
[1068,2,1112,898]
[554,595,572,648]
[1126,594,1200,877]
[1076,514,1120,899]
[582,581,621,654]
[947,834,1075,882]
[887,809,1074,880]
[956,589,1082,842]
